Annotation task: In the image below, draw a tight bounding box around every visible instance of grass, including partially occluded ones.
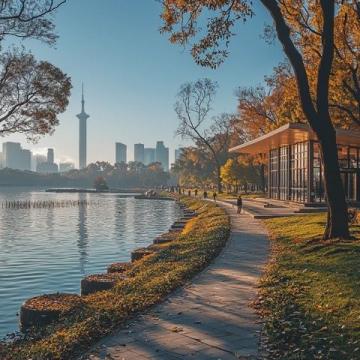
[218,191,266,201]
[259,213,360,359]
[0,197,230,360]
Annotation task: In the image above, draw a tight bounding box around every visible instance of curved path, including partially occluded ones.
[82,201,269,360]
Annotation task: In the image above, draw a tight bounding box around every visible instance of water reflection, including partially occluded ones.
[77,194,89,275]
[0,189,182,338]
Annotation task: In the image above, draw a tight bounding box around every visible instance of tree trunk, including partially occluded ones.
[216,166,222,193]
[261,0,350,240]
[317,127,350,239]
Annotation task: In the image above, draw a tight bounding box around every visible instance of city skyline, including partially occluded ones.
[0,139,177,172]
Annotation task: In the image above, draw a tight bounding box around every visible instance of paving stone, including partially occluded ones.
[82,200,268,360]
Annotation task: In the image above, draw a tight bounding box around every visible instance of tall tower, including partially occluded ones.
[77,84,90,169]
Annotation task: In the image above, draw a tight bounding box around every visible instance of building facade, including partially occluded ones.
[230,123,360,204]
[144,148,155,165]
[2,142,31,171]
[134,143,145,163]
[36,148,58,173]
[115,143,127,164]
[175,148,183,161]
[155,141,169,171]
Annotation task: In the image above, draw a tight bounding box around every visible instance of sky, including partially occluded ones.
[2,0,284,167]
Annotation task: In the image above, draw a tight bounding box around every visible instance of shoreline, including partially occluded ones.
[0,196,230,359]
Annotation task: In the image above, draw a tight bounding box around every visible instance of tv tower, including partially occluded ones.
[77,84,90,169]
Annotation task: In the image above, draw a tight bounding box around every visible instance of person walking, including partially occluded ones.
[237,195,243,214]
[213,192,217,202]
[194,189,198,197]
[188,190,191,197]
[203,191,208,199]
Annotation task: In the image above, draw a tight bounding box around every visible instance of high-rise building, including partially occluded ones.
[77,84,90,169]
[36,148,58,173]
[115,143,127,164]
[175,148,184,161]
[155,141,169,171]
[32,154,46,171]
[2,142,31,171]
[134,143,144,163]
[47,148,54,164]
[144,148,155,165]
[21,150,32,171]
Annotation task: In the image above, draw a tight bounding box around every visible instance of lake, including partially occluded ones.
[0,187,181,339]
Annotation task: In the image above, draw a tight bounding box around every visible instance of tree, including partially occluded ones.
[161,0,351,239]
[175,78,234,192]
[0,0,70,140]
[173,146,217,188]
[94,176,109,191]
[0,0,66,45]
[221,157,262,193]
[0,49,71,139]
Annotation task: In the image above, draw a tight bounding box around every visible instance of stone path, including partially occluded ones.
[82,201,269,360]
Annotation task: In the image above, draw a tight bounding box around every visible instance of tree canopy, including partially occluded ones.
[0,0,71,140]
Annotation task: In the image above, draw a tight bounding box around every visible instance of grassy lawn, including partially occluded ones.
[259,213,360,359]
[218,192,266,201]
[0,197,230,360]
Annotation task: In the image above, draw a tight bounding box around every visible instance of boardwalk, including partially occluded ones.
[83,201,269,360]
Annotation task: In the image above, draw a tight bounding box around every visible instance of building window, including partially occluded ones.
[312,142,324,203]
[269,149,279,199]
[290,142,308,202]
[279,146,289,200]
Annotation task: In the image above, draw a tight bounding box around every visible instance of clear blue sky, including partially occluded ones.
[3,0,284,167]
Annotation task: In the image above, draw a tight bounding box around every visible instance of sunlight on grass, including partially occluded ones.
[259,214,360,359]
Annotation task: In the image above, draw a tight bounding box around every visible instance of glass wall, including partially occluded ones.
[279,146,289,200]
[269,149,279,199]
[267,141,360,203]
[312,142,324,202]
[290,142,308,202]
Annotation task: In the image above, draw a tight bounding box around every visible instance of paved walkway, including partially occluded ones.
[82,201,269,360]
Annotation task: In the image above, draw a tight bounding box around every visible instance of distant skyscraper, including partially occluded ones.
[115,143,127,163]
[134,143,144,163]
[32,154,46,171]
[144,148,155,165]
[175,148,183,161]
[155,141,169,171]
[2,142,31,171]
[47,148,54,164]
[21,150,31,171]
[36,148,58,173]
[77,84,90,169]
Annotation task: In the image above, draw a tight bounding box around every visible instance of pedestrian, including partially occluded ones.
[213,192,217,202]
[194,189,198,197]
[188,190,191,197]
[237,195,242,214]
[203,191,208,199]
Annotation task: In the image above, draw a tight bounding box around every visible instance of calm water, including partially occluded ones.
[0,187,181,338]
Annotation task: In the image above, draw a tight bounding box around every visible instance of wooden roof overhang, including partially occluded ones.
[229,123,360,155]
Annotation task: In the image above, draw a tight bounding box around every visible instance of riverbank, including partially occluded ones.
[258,213,360,359]
[0,197,230,360]
[83,199,268,360]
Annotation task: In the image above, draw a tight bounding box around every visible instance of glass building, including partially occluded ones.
[230,123,360,204]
